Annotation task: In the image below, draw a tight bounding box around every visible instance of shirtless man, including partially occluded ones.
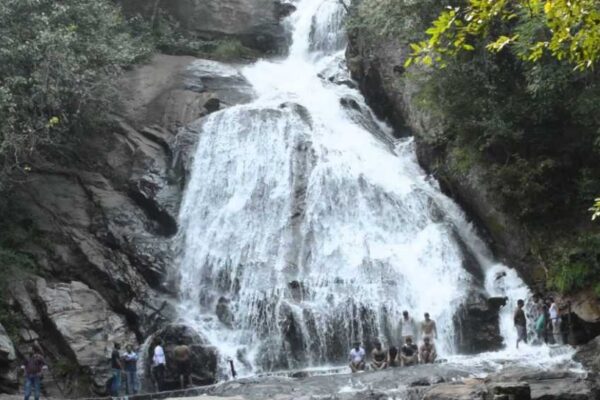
[421,313,437,341]
[399,337,418,366]
[348,342,366,373]
[173,342,192,389]
[370,340,387,370]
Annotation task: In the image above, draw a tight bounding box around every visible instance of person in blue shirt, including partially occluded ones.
[123,344,139,395]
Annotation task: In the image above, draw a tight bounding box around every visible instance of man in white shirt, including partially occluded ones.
[548,298,562,345]
[400,311,416,343]
[152,339,167,392]
[348,341,366,373]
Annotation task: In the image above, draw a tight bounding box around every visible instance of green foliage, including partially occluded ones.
[0,0,151,190]
[548,234,600,295]
[407,0,600,70]
[591,198,600,220]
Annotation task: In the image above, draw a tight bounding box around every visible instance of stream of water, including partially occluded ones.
[176,0,575,378]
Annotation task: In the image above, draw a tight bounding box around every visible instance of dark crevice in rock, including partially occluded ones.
[127,186,178,237]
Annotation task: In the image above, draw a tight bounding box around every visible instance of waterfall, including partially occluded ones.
[176,0,541,375]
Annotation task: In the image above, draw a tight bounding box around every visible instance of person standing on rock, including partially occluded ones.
[152,339,167,392]
[110,343,123,396]
[400,311,417,343]
[370,340,388,370]
[514,299,527,349]
[173,341,192,389]
[348,341,366,373]
[22,344,47,400]
[420,313,437,341]
[123,344,139,395]
[549,297,562,345]
[399,336,418,366]
[418,336,437,364]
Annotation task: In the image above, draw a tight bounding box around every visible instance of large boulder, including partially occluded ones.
[13,279,137,388]
[453,292,504,354]
[117,0,291,53]
[145,324,218,391]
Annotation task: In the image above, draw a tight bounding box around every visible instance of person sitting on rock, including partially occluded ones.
[370,340,388,370]
[514,299,527,349]
[421,313,437,341]
[22,344,47,400]
[419,337,437,364]
[387,345,399,367]
[123,344,139,395]
[399,337,418,366]
[348,341,366,373]
[152,339,167,392]
[173,341,192,389]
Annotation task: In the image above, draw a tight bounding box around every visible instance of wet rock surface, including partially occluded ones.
[143,363,597,400]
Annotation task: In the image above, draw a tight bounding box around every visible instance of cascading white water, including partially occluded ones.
[177,0,573,376]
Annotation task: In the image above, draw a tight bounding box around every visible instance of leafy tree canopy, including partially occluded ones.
[407,0,600,70]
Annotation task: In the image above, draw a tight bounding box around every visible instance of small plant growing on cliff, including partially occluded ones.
[0,0,150,190]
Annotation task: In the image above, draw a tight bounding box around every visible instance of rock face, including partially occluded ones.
[0,323,17,393]
[144,324,218,391]
[1,54,254,396]
[11,279,137,388]
[117,0,291,53]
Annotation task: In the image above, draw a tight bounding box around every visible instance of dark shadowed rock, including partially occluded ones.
[454,291,503,354]
[147,324,218,390]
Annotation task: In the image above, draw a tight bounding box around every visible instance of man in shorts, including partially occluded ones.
[173,342,192,389]
[348,341,366,373]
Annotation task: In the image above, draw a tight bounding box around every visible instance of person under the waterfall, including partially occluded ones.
[400,311,417,343]
[123,344,139,395]
[549,297,562,345]
[419,336,437,364]
[348,341,366,372]
[535,305,549,344]
[514,299,527,349]
[420,313,438,341]
[387,345,399,367]
[370,340,388,370]
[22,344,47,400]
[152,339,167,392]
[110,343,123,396]
[173,341,192,389]
[399,336,418,366]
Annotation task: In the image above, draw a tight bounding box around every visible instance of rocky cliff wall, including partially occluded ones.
[0,52,255,396]
[116,0,294,53]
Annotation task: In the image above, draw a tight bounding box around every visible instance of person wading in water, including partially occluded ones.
[514,299,527,349]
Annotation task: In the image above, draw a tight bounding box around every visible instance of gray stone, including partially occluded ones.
[117,0,290,54]
[33,279,137,387]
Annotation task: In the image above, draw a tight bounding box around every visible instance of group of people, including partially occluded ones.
[514,295,569,349]
[348,311,438,372]
[108,338,192,397]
